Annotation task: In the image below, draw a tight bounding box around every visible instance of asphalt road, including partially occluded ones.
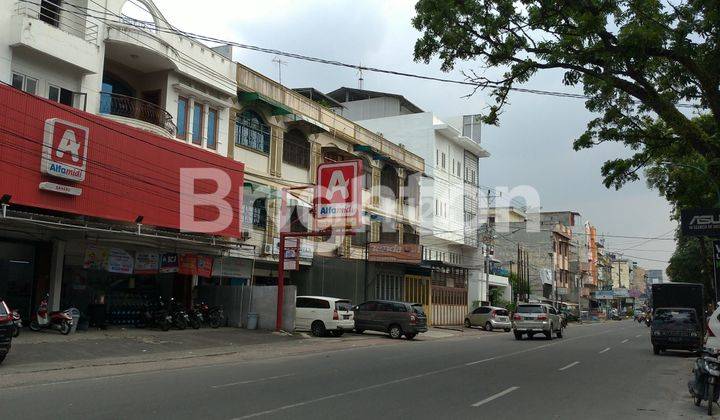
[0,321,705,419]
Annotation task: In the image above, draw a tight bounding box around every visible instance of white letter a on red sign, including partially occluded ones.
[56,129,81,163]
[325,170,349,201]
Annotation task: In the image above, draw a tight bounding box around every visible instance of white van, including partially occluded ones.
[295,296,354,337]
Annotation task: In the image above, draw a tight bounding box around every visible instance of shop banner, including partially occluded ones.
[196,255,214,278]
[211,257,253,278]
[83,246,108,270]
[367,243,421,265]
[273,238,314,259]
[179,253,198,275]
[159,253,179,273]
[134,252,159,274]
[108,248,134,274]
[0,84,245,238]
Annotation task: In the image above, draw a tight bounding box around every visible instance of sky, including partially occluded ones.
[141,0,677,270]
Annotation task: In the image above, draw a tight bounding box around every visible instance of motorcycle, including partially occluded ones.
[187,305,203,330]
[194,302,223,328]
[11,309,21,337]
[29,294,72,335]
[689,349,720,415]
[141,297,172,331]
[168,298,189,330]
[645,315,652,327]
[635,313,646,324]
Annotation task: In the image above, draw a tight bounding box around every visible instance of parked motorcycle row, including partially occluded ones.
[140,297,224,332]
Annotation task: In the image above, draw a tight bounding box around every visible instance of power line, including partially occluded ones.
[74,3,702,109]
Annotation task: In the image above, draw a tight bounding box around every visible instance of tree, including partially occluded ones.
[412,1,720,188]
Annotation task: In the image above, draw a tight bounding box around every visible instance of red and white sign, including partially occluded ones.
[314,160,362,229]
[0,85,245,237]
[41,118,89,182]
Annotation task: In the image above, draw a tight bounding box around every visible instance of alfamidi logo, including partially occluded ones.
[41,118,89,182]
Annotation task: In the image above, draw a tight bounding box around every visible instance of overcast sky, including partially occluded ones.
[145,0,677,270]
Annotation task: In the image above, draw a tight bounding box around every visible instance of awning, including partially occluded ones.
[238,92,292,116]
[285,113,329,134]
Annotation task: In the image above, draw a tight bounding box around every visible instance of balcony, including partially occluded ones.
[99,92,176,137]
[11,1,99,73]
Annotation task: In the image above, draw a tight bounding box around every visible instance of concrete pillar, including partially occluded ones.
[309,137,322,183]
[48,240,66,311]
[202,103,210,148]
[371,163,381,208]
[187,97,195,143]
[396,167,405,217]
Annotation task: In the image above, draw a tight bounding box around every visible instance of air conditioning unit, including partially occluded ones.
[263,243,273,255]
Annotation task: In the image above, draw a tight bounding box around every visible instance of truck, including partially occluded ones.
[650,282,705,355]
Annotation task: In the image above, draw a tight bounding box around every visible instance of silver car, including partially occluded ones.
[512,303,563,340]
[464,306,512,332]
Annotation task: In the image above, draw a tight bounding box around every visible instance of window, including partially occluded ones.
[176,97,189,140]
[11,73,37,95]
[392,303,407,312]
[463,114,481,143]
[377,302,394,312]
[441,152,446,169]
[40,0,62,27]
[236,110,270,153]
[335,300,353,311]
[358,301,377,311]
[380,165,398,199]
[48,85,73,106]
[480,307,491,314]
[192,103,203,145]
[457,162,461,177]
[282,129,309,168]
[363,159,372,190]
[296,297,311,308]
[436,150,439,166]
[206,108,218,150]
[252,198,267,228]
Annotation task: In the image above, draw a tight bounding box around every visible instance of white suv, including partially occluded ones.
[295,296,354,337]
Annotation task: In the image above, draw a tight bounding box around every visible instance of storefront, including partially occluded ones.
[0,85,245,324]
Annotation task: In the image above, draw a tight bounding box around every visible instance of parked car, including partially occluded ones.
[295,296,354,337]
[512,303,563,340]
[651,307,702,355]
[464,306,511,331]
[353,300,428,340]
[0,299,13,364]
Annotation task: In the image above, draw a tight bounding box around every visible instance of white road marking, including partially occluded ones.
[599,347,611,354]
[211,374,295,389]
[465,357,497,366]
[471,386,520,407]
[635,334,642,338]
[621,339,629,343]
[558,361,580,371]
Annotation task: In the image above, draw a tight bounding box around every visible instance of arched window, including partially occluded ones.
[235,110,270,153]
[380,165,398,200]
[282,129,309,168]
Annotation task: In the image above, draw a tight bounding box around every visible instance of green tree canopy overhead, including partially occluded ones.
[412,0,720,188]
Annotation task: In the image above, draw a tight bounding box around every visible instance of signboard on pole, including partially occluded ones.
[283,237,300,271]
[314,160,362,230]
[681,208,720,237]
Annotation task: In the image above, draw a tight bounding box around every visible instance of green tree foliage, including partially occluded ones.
[412,0,720,188]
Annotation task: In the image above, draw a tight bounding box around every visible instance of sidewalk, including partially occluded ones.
[2,325,491,384]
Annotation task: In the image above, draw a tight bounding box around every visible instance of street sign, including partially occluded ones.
[314,160,362,229]
[681,208,720,237]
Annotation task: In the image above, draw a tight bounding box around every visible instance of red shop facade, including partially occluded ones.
[0,85,245,326]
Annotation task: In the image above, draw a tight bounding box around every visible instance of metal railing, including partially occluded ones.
[15,0,99,43]
[99,92,176,136]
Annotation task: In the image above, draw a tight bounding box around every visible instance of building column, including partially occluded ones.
[202,103,210,148]
[264,189,279,254]
[398,223,404,244]
[269,125,283,177]
[309,136,322,183]
[371,162,381,208]
[186,97,195,143]
[396,167,405,217]
[48,240,66,311]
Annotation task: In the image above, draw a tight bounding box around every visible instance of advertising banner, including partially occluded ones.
[83,246,108,270]
[134,252,159,274]
[178,254,198,275]
[196,255,214,278]
[681,208,720,237]
[159,253,179,273]
[108,248,134,274]
[314,160,362,229]
[0,85,245,237]
[368,243,421,265]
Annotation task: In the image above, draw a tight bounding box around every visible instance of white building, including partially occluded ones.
[327,87,492,310]
[1,0,236,153]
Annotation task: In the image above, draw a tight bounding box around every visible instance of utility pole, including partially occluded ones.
[482,189,501,304]
[272,57,287,84]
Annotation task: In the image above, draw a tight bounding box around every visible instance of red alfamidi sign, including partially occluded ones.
[0,85,245,238]
[314,160,362,229]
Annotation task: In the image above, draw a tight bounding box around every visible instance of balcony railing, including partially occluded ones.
[15,0,99,43]
[100,92,176,136]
